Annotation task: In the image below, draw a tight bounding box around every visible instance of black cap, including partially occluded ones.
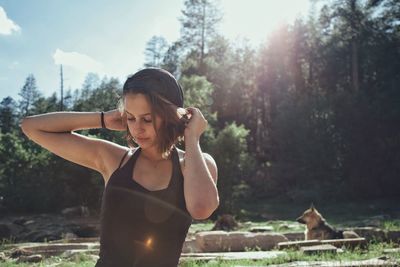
[123,68,184,107]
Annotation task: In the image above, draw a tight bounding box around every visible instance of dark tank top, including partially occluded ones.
[95,147,192,267]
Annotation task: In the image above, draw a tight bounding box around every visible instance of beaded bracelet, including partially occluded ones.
[101,111,106,129]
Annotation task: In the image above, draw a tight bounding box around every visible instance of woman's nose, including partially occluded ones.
[132,121,145,134]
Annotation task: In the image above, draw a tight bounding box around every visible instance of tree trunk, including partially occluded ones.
[350,0,359,92]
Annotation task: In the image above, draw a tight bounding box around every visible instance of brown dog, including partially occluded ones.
[296,204,359,240]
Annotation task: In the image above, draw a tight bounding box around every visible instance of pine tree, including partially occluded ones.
[179,0,222,73]
[144,36,169,68]
[18,74,41,117]
[0,97,17,133]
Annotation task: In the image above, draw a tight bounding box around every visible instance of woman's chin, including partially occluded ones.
[136,140,156,149]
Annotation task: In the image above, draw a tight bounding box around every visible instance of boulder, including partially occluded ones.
[182,238,201,253]
[250,226,274,232]
[21,230,62,242]
[362,215,391,227]
[386,230,400,243]
[0,252,6,261]
[283,232,304,241]
[0,223,11,240]
[10,248,33,258]
[16,254,43,263]
[195,231,226,252]
[352,227,386,242]
[195,231,288,252]
[71,224,99,237]
[61,206,90,218]
[300,244,338,255]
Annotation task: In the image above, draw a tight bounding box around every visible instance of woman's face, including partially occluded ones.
[123,93,161,150]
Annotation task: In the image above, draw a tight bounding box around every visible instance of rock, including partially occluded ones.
[63,232,78,240]
[352,227,386,242]
[49,237,99,243]
[195,231,288,252]
[362,215,390,228]
[262,257,398,267]
[13,218,27,226]
[386,230,400,243]
[383,248,400,254]
[0,213,102,243]
[22,230,62,242]
[342,230,360,239]
[71,224,99,237]
[251,232,289,250]
[61,206,90,218]
[212,214,238,231]
[0,223,11,239]
[16,254,43,263]
[195,231,227,252]
[278,223,300,231]
[0,252,7,261]
[180,251,287,261]
[250,226,274,232]
[18,243,92,257]
[300,244,337,255]
[60,248,99,258]
[182,238,201,253]
[10,248,33,258]
[283,232,304,241]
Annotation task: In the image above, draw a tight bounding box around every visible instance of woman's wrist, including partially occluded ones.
[100,111,107,129]
[184,135,200,147]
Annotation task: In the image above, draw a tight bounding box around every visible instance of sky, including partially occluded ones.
[0,0,310,102]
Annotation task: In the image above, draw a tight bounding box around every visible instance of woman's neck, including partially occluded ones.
[140,146,167,162]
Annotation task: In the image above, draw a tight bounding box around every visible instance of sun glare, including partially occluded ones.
[220,0,310,45]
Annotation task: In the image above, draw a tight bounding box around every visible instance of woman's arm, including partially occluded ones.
[20,110,126,180]
[182,108,219,220]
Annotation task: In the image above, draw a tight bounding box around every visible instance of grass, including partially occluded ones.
[220,196,400,233]
[180,242,400,266]
[1,197,399,266]
[1,241,398,266]
[382,220,400,231]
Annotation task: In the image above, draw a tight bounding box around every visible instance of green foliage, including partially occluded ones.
[179,0,222,74]
[18,74,41,117]
[210,122,255,214]
[0,97,18,133]
[1,0,399,214]
[179,74,217,152]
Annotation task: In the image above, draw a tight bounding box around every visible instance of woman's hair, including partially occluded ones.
[118,68,186,158]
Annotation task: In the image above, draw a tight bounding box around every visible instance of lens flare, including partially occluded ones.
[145,237,153,248]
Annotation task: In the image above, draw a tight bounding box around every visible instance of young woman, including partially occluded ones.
[20,68,219,267]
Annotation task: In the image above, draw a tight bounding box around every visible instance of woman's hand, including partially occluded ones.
[103,109,127,131]
[184,107,207,141]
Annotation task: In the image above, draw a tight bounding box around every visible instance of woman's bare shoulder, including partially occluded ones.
[100,142,137,183]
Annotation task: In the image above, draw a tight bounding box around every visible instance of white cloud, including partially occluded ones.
[0,6,21,35]
[52,49,104,74]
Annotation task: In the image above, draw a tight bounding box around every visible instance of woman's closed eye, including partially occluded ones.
[127,117,152,123]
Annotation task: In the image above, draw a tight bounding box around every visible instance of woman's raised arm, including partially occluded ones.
[20,111,126,181]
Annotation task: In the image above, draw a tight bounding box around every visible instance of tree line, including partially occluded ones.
[0,0,399,216]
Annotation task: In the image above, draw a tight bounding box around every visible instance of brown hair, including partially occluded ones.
[118,91,186,158]
[120,68,187,158]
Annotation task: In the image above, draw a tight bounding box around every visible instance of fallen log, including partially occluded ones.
[278,238,367,250]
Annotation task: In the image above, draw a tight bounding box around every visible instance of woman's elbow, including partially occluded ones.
[20,117,31,136]
[188,198,219,220]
